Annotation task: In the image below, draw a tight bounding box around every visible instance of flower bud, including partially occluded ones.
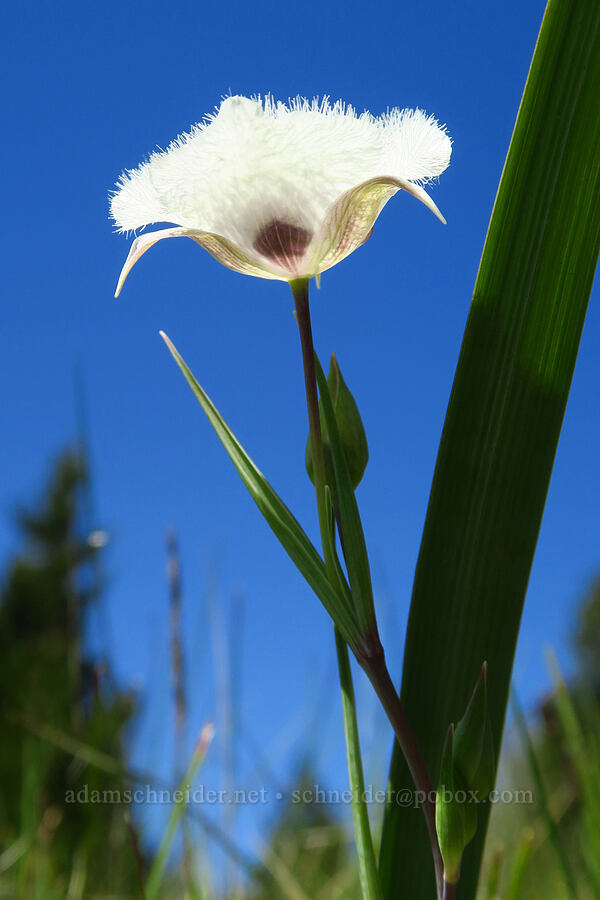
[306,353,369,491]
[453,662,496,798]
[468,715,496,799]
[436,725,477,885]
[453,663,487,784]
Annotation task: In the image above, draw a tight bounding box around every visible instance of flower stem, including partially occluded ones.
[443,880,456,900]
[331,518,442,897]
[290,277,443,899]
[291,277,381,900]
[290,278,334,572]
[361,648,443,898]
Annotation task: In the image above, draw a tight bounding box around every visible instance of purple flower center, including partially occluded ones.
[253,220,312,269]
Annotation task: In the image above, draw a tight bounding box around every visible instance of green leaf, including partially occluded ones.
[160,332,362,653]
[379,2,600,897]
[335,628,383,900]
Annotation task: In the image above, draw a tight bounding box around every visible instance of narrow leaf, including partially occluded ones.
[322,486,381,899]
[505,830,534,900]
[335,628,383,900]
[160,331,362,652]
[146,724,214,900]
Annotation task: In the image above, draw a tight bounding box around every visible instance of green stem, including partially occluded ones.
[335,627,383,900]
[332,512,443,898]
[290,277,381,900]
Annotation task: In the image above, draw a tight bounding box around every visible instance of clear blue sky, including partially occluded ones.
[2,0,599,878]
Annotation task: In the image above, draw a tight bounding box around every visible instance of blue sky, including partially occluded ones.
[2,0,599,880]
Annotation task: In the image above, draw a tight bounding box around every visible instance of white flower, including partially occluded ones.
[110,94,451,296]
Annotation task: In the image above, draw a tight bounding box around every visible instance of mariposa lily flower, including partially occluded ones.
[110,95,451,296]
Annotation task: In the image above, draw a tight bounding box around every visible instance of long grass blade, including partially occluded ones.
[145,724,214,900]
[505,830,534,900]
[255,840,313,900]
[511,691,579,899]
[549,655,600,893]
[379,1,600,897]
[484,846,502,900]
[19,715,258,882]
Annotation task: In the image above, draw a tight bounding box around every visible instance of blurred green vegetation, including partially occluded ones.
[0,451,142,897]
[1,451,600,898]
[480,578,600,900]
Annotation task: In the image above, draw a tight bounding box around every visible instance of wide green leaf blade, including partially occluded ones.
[160,331,361,652]
[379,2,600,898]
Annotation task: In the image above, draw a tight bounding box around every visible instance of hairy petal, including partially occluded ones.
[114,227,283,296]
[308,176,446,275]
[110,96,452,288]
[380,108,452,184]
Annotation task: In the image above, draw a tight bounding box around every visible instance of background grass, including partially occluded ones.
[2,451,600,898]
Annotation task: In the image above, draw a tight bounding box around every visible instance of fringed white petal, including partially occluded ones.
[110,163,169,234]
[110,94,451,286]
[379,108,452,184]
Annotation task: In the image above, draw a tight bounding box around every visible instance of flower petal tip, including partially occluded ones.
[404,181,447,224]
[113,227,195,298]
